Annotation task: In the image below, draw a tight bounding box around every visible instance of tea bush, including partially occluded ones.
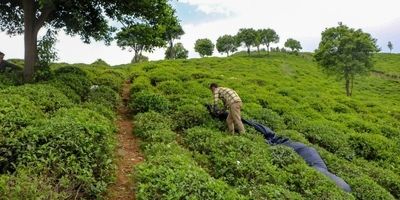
[0,84,73,114]
[129,91,170,114]
[87,85,120,109]
[9,107,116,198]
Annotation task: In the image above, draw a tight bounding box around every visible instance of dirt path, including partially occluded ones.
[107,81,143,200]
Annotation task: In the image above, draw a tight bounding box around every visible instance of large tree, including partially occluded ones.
[161,7,184,60]
[165,42,188,59]
[236,28,257,55]
[216,35,237,56]
[260,28,279,53]
[0,0,175,81]
[116,23,165,63]
[388,41,393,53]
[194,38,214,57]
[314,23,379,96]
[284,38,302,53]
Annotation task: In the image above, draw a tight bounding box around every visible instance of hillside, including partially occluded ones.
[0,52,399,199]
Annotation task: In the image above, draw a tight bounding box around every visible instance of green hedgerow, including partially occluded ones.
[1,84,73,114]
[87,85,120,109]
[134,111,174,137]
[129,91,170,114]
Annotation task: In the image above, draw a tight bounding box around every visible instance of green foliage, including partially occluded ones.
[135,143,245,200]
[87,85,120,109]
[165,42,188,59]
[236,28,257,55]
[0,168,66,199]
[387,41,393,53]
[194,38,215,57]
[53,71,92,100]
[37,29,58,68]
[172,104,212,131]
[134,111,174,138]
[259,28,280,52]
[314,23,379,96]
[216,35,238,56]
[129,91,170,113]
[11,107,115,198]
[0,84,73,114]
[116,23,166,62]
[284,38,302,53]
[92,73,124,92]
[91,58,110,67]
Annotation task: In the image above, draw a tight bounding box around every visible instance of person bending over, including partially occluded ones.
[210,83,245,134]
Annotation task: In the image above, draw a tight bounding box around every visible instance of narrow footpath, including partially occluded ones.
[107,80,143,200]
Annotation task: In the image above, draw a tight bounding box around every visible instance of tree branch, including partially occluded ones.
[34,6,54,34]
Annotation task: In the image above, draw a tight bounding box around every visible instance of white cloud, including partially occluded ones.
[1,0,400,64]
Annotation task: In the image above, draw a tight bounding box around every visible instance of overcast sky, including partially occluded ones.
[1,0,400,65]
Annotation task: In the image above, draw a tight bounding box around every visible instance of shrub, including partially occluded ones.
[157,80,184,95]
[53,73,92,100]
[1,84,73,114]
[269,145,304,168]
[129,91,170,114]
[92,73,124,92]
[285,164,354,199]
[0,94,45,172]
[54,66,88,77]
[135,143,245,200]
[87,85,120,109]
[130,76,153,94]
[134,111,174,137]
[249,108,286,131]
[348,134,396,161]
[349,176,395,200]
[172,104,212,131]
[9,107,116,198]
[0,168,66,199]
[81,102,116,121]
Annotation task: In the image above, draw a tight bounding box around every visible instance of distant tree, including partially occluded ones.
[165,42,188,59]
[116,23,165,63]
[236,28,257,55]
[314,23,379,96]
[131,54,149,63]
[194,38,214,57]
[91,59,110,66]
[216,35,238,56]
[161,8,185,60]
[0,0,175,82]
[260,28,279,53]
[388,41,393,53]
[254,30,262,53]
[284,38,302,53]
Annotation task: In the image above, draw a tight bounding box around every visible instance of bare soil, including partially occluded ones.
[106,81,143,200]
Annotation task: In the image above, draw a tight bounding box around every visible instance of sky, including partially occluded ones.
[1,0,400,65]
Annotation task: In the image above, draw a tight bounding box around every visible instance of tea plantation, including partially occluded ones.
[0,52,399,199]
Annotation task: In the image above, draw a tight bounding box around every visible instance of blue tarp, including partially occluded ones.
[206,105,351,192]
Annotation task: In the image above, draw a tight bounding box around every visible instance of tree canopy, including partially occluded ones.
[116,23,165,63]
[388,41,393,53]
[216,35,238,56]
[259,28,279,52]
[314,23,379,96]
[165,42,188,59]
[236,28,257,55]
[0,0,177,81]
[284,38,302,53]
[194,39,214,57]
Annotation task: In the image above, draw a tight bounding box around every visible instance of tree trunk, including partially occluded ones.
[257,46,260,54]
[247,46,250,55]
[345,78,351,96]
[226,52,229,57]
[267,43,270,53]
[168,40,174,59]
[23,0,38,82]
